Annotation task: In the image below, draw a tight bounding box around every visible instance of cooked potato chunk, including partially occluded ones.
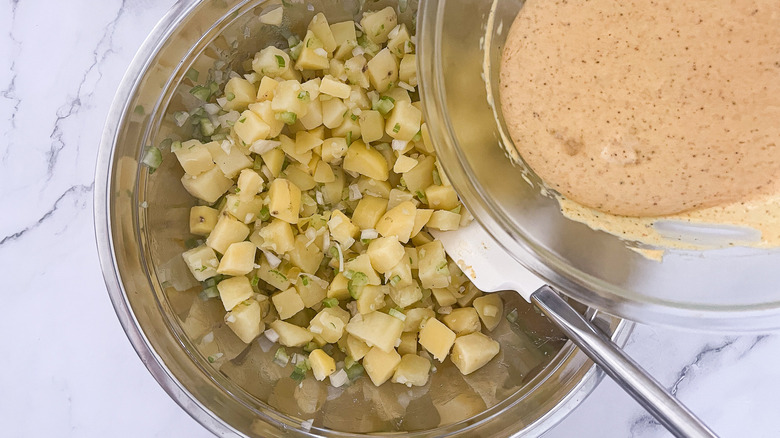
[392,354,430,387]
[366,48,398,92]
[267,178,302,224]
[367,236,405,273]
[450,332,500,375]
[418,317,456,362]
[222,77,257,111]
[343,140,389,181]
[217,276,254,311]
[225,299,264,343]
[309,349,337,381]
[182,244,219,281]
[375,200,417,243]
[385,100,421,141]
[308,306,350,343]
[217,241,257,276]
[360,7,397,44]
[346,311,403,353]
[181,166,233,204]
[362,347,401,386]
[189,206,219,236]
[206,214,250,254]
[172,140,214,175]
[442,307,481,335]
[272,287,306,320]
[351,195,389,230]
[270,320,314,347]
[417,240,451,289]
[473,295,504,331]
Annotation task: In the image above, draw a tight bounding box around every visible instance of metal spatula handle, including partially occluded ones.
[531,286,718,438]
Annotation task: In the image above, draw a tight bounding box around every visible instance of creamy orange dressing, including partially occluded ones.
[500,0,780,217]
[499,0,780,250]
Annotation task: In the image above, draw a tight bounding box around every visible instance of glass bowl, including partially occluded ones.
[95,0,631,436]
[417,0,780,332]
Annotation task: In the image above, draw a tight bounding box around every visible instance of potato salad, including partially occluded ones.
[165,7,503,388]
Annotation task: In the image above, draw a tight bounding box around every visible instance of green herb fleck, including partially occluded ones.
[251,275,260,287]
[142,146,162,173]
[253,156,263,171]
[348,272,368,299]
[346,131,353,146]
[298,90,310,100]
[225,91,235,101]
[275,55,286,68]
[432,169,442,186]
[392,123,401,133]
[322,298,339,308]
[389,275,401,286]
[134,105,145,115]
[301,276,310,286]
[276,111,297,125]
[189,85,212,101]
[238,117,247,123]
[350,113,358,121]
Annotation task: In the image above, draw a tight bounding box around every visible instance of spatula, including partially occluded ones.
[431,222,718,438]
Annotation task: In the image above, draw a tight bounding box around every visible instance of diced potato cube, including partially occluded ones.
[327,273,350,300]
[272,287,305,320]
[256,76,279,101]
[309,349,336,381]
[366,48,398,92]
[313,160,336,183]
[261,147,285,177]
[376,200,417,243]
[386,24,412,58]
[352,196,388,230]
[295,275,327,308]
[248,100,286,138]
[255,255,292,291]
[182,244,219,281]
[366,236,406,273]
[181,166,234,204]
[403,308,435,332]
[172,140,214,175]
[355,177,391,200]
[418,317,456,362]
[393,155,417,174]
[385,100,421,141]
[363,347,401,386]
[387,188,416,210]
[217,241,256,276]
[204,141,253,179]
[328,58,346,80]
[298,98,323,130]
[397,332,417,355]
[268,178,302,224]
[399,54,417,86]
[411,230,434,247]
[473,295,504,331]
[389,283,423,308]
[280,134,312,165]
[405,247,419,269]
[357,284,387,314]
[319,75,351,99]
[431,287,457,307]
[189,206,219,236]
[217,276,254,311]
[450,332,500,375]
[346,311,404,353]
[234,110,271,145]
[384,256,413,288]
[443,307,481,335]
[425,185,459,210]
[427,210,461,231]
[308,13,337,52]
[328,210,359,247]
[402,155,436,193]
[344,254,382,285]
[237,169,263,201]
[359,110,385,143]
[457,283,483,307]
[330,21,358,60]
[360,7,397,44]
[321,137,348,164]
[225,299,264,343]
[336,338,367,366]
[295,130,323,155]
[417,240,451,289]
[225,194,263,224]
[411,208,433,238]
[392,354,430,387]
[271,80,308,117]
[257,218,295,254]
[206,214,250,254]
[322,98,347,130]
[288,234,324,274]
[284,164,316,191]
[308,306,350,343]
[270,320,314,347]
[344,55,370,89]
[296,30,330,71]
[252,46,292,77]
[330,115,361,139]
[222,77,256,111]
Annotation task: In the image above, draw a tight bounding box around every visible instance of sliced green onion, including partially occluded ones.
[273,347,290,367]
[185,238,199,249]
[348,272,368,299]
[275,54,286,68]
[303,342,317,353]
[189,85,212,101]
[225,91,235,101]
[290,366,307,382]
[289,41,303,61]
[346,131,353,146]
[345,362,364,381]
[301,276,310,286]
[322,298,339,308]
[238,116,247,123]
[350,113,358,121]
[199,118,216,136]
[185,67,199,82]
[250,275,260,287]
[412,129,423,142]
[253,156,263,171]
[259,206,271,221]
[269,269,287,282]
[415,190,427,203]
[298,90,310,101]
[142,146,162,173]
[276,111,297,125]
[389,275,401,286]
[506,308,519,324]
[344,356,357,370]
[373,96,395,115]
[199,286,219,301]
[449,205,462,214]
[134,105,145,115]
[173,111,190,127]
[392,123,401,133]
[432,169,442,186]
[389,308,406,321]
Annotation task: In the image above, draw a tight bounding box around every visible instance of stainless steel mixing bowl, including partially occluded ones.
[95,0,630,436]
[418,0,780,331]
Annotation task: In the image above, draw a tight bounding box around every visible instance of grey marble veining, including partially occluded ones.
[1,1,778,437]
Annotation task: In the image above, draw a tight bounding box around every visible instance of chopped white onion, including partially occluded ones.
[259,7,283,26]
[220,139,233,155]
[263,328,280,343]
[351,46,365,57]
[392,139,409,151]
[348,184,362,201]
[437,306,452,315]
[360,229,378,240]
[257,334,275,352]
[329,369,349,388]
[203,103,221,115]
[314,48,328,57]
[249,139,282,155]
[216,97,228,108]
[315,191,324,205]
[309,325,323,334]
[201,332,214,344]
[262,250,282,268]
[387,24,402,40]
[398,81,415,92]
[300,419,314,431]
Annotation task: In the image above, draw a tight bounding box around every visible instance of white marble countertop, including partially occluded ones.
[1,1,778,437]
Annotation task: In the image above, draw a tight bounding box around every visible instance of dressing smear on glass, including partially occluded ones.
[499,0,780,254]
